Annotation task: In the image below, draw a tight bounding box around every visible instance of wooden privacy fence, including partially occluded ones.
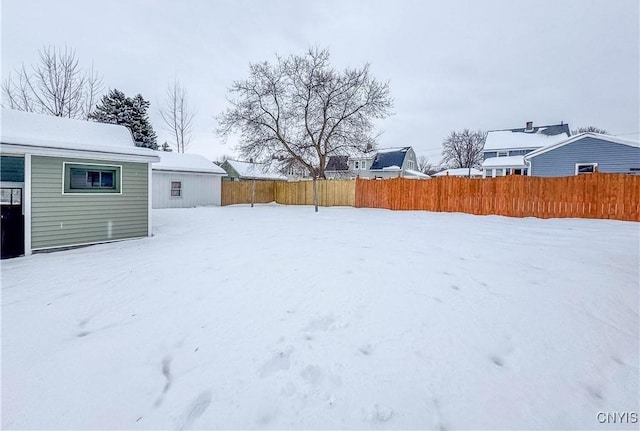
[355,173,640,221]
[221,179,355,207]
[275,180,355,206]
[221,180,276,206]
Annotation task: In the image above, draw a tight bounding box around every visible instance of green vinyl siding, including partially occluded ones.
[31,156,148,250]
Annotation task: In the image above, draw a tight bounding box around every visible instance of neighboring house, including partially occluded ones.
[152,151,226,208]
[220,159,287,181]
[324,155,352,179]
[325,147,429,179]
[0,108,159,259]
[433,167,483,178]
[524,133,640,177]
[482,122,570,178]
[281,159,311,181]
[364,147,430,179]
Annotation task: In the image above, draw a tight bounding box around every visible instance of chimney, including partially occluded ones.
[525,121,533,131]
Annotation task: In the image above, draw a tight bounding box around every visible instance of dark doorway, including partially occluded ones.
[1,187,24,259]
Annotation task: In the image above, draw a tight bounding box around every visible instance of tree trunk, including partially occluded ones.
[313,175,318,212]
[251,179,255,208]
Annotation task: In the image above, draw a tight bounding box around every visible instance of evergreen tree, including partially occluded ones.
[89,89,158,149]
[160,141,173,152]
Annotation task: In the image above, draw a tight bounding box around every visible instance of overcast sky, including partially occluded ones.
[2,0,638,163]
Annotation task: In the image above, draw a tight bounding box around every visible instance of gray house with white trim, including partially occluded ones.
[0,109,159,258]
[524,133,640,176]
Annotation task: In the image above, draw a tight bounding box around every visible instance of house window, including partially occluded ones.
[360,161,366,170]
[63,163,121,194]
[495,168,504,176]
[575,163,598,175]
[407,160,414,170]
[171,181,182,197]
[497,151,508,157]
[484,168,493,178]
[354,161,360,169]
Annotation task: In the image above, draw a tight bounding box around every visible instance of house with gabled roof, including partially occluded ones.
[523,133,640,177]
[365,147,429,179]
[482,121,570,178]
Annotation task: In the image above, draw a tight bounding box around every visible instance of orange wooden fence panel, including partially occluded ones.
[355,173,640,222]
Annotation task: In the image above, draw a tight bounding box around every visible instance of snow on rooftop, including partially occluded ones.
[433,168,483,177]
[0,108,157,159]
[225,159,286,180]
[381,165,401,171]
[376,147,409,154]
[404,169,431,178]
[482,155,526,168]
[484,130,569,151]
[153,151,226,174]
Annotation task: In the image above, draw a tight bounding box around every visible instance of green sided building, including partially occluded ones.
[0,109,160,259]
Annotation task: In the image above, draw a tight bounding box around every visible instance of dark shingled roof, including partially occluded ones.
[493,123,570,137]
[370,147,410,170]
[325,155,349,171]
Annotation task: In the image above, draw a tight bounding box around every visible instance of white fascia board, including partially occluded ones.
[0,143,160,163]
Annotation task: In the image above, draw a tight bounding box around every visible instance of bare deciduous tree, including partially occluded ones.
[213,154,234,166]
[571,126,608,135]
[441,129,486,174]
[217,47,393,211]
[417,155,437,176]
[159,79,196,153]
[1,46,102,119]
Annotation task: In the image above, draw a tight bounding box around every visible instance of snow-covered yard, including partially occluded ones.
[2,205,638,430]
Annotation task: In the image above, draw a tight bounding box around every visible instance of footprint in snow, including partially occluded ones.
[176,390,212,430]
[304,315,336,332]
[371,404,394,423]
[260,348,293,377]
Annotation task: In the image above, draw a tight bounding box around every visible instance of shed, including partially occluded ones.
[0,109,159,258]
[152,151,226,208]
[524,133,640,177]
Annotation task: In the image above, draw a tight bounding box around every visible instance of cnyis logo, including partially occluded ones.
[597,412,638,424]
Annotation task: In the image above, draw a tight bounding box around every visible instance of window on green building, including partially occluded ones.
[64,163,121,194]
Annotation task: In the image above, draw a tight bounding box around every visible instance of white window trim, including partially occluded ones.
[61,162,123,195]
[575,162,598,175]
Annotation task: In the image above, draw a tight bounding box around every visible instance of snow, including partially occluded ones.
[482,155,526,168]
[0,108,156,158]
[2,205,638,430]
[483,130,569,151]
[225,159,287,180]
[153,151,226,174]
[381,165,401,170]
[403,168,431,178]
[433,168,483,177]
[376,147,409,154]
